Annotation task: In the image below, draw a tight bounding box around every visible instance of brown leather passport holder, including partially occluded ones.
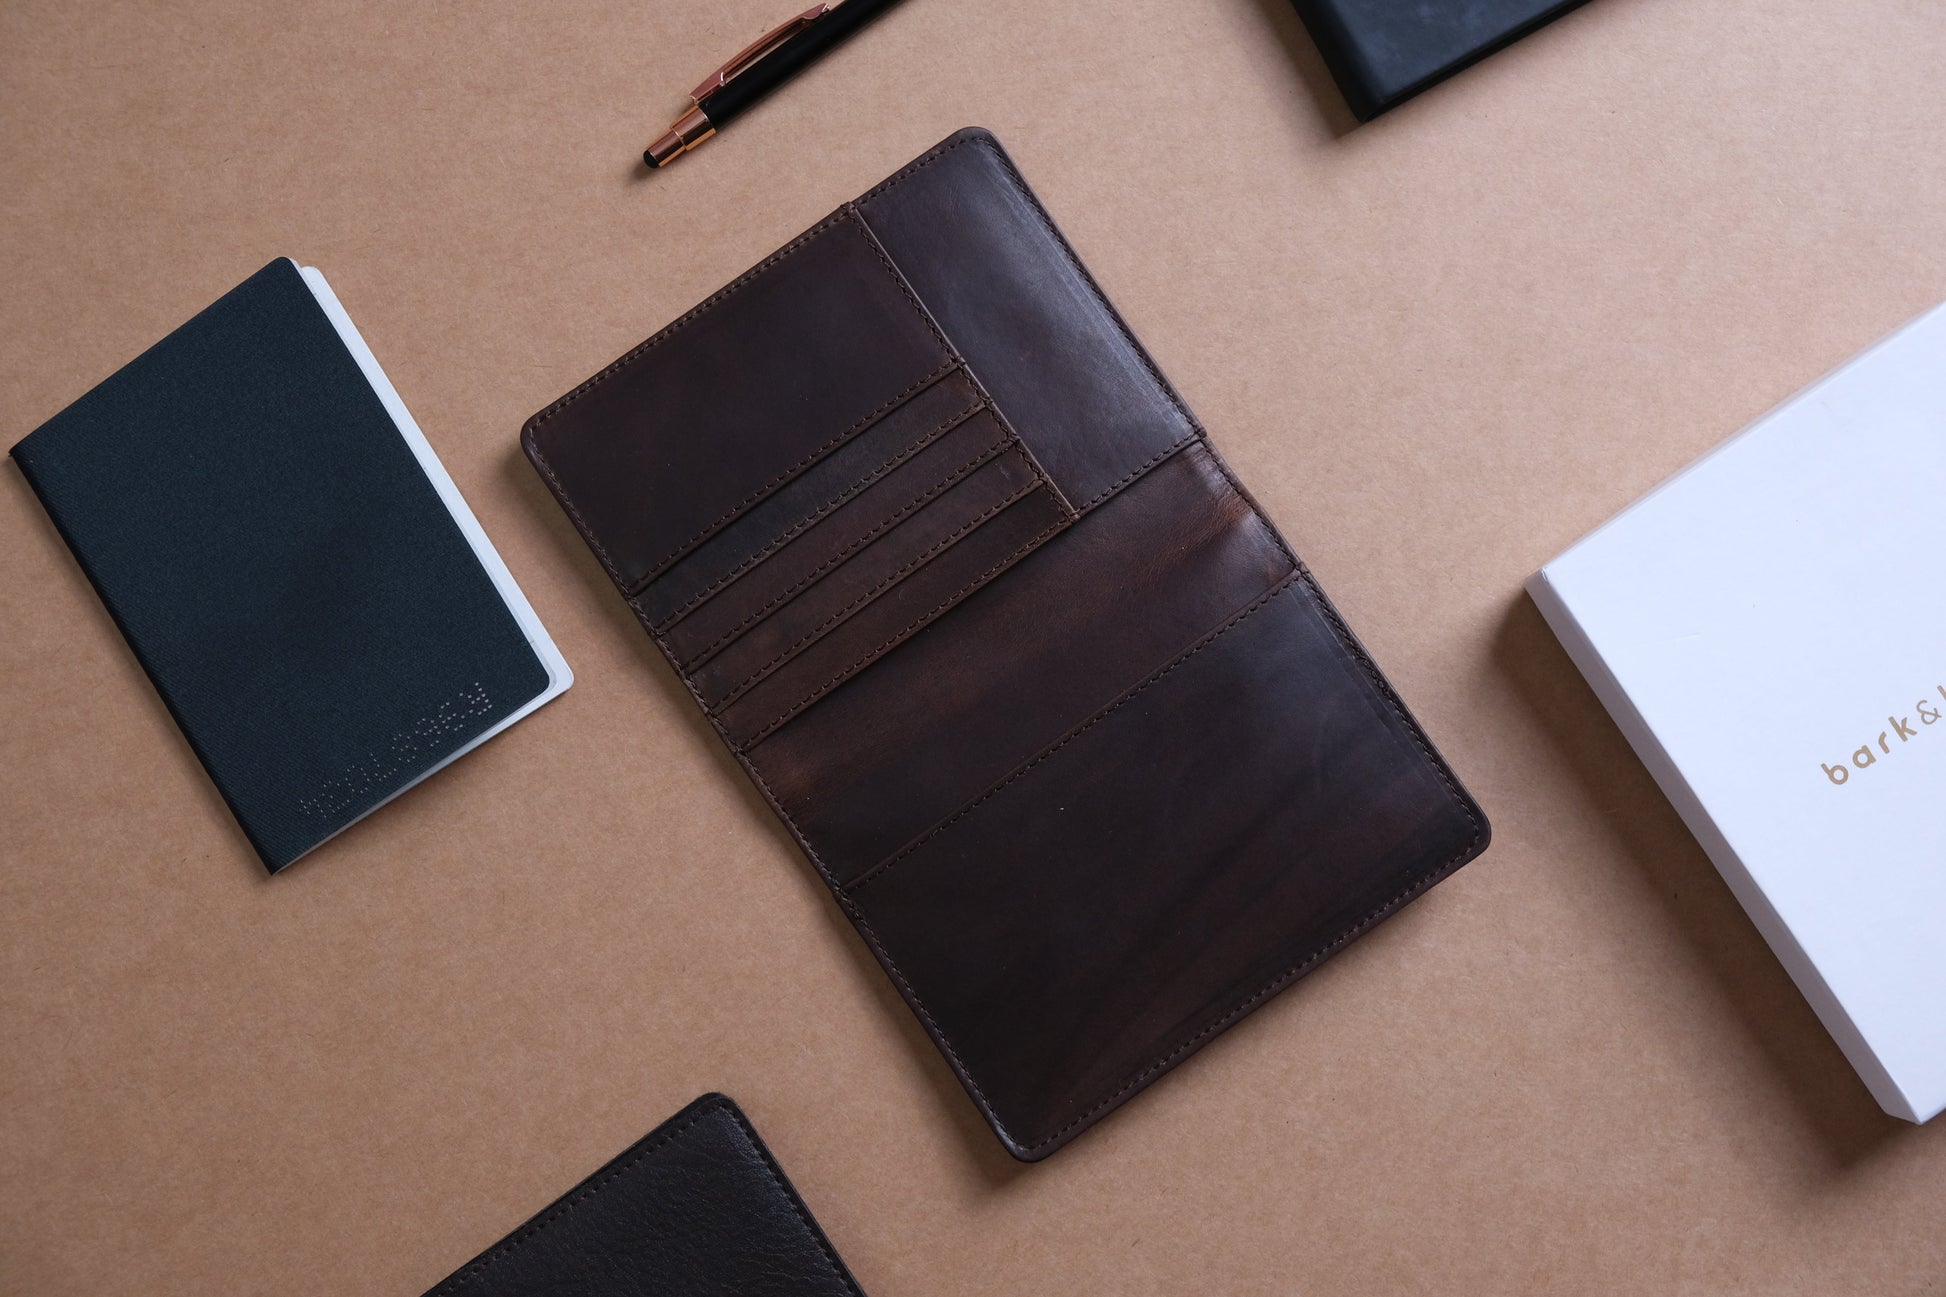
[524,128,1489,1161]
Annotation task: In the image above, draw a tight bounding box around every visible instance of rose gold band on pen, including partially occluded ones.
[644,105,715,168]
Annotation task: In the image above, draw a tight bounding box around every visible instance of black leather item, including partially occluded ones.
[525,129,1490,1160]
[1291,0,1595,120]
[419,1094,865,1297]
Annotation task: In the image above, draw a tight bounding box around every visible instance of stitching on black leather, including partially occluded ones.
[424,1095,861,1297]
[678,423,1012,670]
[740,492,1069,747]
[718,1101,867,1296]
[526,210,955,584]
[710,455,1038,707]
[428,1105,715,1293]
[653,393,985,625]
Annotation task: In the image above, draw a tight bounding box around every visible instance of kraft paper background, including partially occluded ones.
[3,0,1943,1291]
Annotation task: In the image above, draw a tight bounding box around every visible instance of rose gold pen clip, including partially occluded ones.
[644,4,834,168]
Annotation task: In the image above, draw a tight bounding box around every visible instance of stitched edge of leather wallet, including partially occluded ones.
[421,1092,865,1296]
[522,128,1489,1161]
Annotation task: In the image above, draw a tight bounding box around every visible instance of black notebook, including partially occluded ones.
[1291,0,1594,120]
[11,259,570,873]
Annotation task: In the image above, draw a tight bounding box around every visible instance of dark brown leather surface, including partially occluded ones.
[523,128,1489,1161]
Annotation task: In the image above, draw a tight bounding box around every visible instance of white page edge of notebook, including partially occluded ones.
[291,261,572,858]
[1525,301,1946,1125]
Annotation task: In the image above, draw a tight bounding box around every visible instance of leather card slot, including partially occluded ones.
[634,368,983,625]
[746,443,1295,886]
[522,208,955,591]
[660,406,1014,672]
[837,578,1484,1155]
[690,444,1060,713]
[723,482,1073,748]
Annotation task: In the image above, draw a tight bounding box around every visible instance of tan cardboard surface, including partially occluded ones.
[3,0,1944,1291]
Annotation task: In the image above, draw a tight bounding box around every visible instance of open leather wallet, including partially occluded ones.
[524,128,1489,1161]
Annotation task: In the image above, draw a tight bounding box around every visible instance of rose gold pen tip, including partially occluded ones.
[644,107,713,170]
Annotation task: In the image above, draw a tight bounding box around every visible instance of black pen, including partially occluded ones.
[645,0,908,169]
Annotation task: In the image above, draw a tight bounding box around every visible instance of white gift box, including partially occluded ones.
[1529,303,1946,1123]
